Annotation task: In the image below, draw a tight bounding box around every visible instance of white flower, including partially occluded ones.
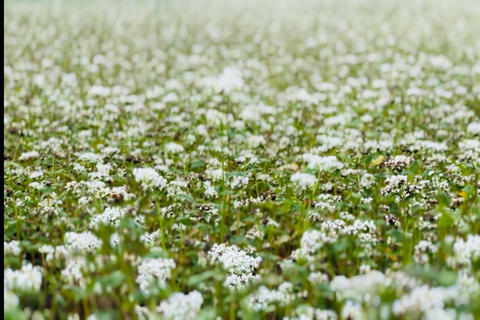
[156,291,203,320]
[4,241,21,256]
[208,244,261,289]
[136,258,176,295]
[78,152,102,163]
[290,172,316,189]
[204,181,218,198]
[230,176,249,188]
[244,282,295,311]
[200,67,244,94]
[72,163,86,173]
[448,234,480,269]
[61,258,86,287]
[29,182,44,190]
[4,263,43,293]
[133,167,167,189]
[466,122,480,135]
[4,286,19,310]
[89,207,126,228]
[19,151,40,160]
[165,142,184,153]
[303,154,344,171]
[308,272,330,284]
[29,169,44,179]
[299,230,334,255]
[341,300,363,320]
[65,231,102,252]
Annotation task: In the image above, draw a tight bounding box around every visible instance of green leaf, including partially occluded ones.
[4,309,26,320]
[188,270,223,286]
[436,192,451,207]
[97,271,126,288]
[196,308,217,320]
[258,252,279,261]
[438,270,457,286]
[282,200,292,213]
[173,193,195,203]
[190,159,205,170]
[437,212,454,229]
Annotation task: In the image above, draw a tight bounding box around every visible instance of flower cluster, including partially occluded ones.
[208,244,262,289]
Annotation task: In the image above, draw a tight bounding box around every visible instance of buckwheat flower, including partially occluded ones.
[423,309,457,320]
[384,155,413,170]
[67,314,81,320]
[392,285,463,317]
[330,271,387,301]
[78,152,102,163]
[381,175,408,195]
[29,181,44,190]
[208,244,262,289]
[313,309,338,320]
[447,234,480,269]
[246,226,264,240]
[61,258,86,287]
[4,286,19,310]
[208,67,244,94]
[204,181,218,198]
[107,186,135,201]
[247,135,266,147]
[360,173,376,188]
[414,240,437,264]
[244,282,295,311]
[303,154,344,171]
[65,231,102,252]
[291,172,316,189]
[140,231,159,244]
[88,85,110,97]
[360,197,373,204]
[136,258,176,295]
[89,163,112,180]
[300,230,332,255]
[154,164,169,173]
[110,233,120,247]
[4,240,21,255]
[459,139,480,152]
[4,263,43,293]
[308,271,330,284]
[78,196,90,206]
[38,244,56,261]
[165,142,184,153]
[84,180,106,194]
[230,176,249,189]
[359,264,371,274]
[156,291,203,320]
[467,122,480,135]
[162,92,179,103]
[89,207,126,229]
[414,140,448,152]
[341,300,363,320]
[100,146,120,155]
[205,168,225,181]
[244,286,273,311]
[18,150,40,160]
[133,167,167,189]
[29,169,43,179]
[72,163,86,173]
[196,124,208,136]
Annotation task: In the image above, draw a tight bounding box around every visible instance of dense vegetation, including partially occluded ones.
[4,0,480,319]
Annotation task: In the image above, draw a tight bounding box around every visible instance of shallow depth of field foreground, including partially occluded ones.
[3,0,480,319]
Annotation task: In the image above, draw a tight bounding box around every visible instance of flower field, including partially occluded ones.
[3,0,480,319]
